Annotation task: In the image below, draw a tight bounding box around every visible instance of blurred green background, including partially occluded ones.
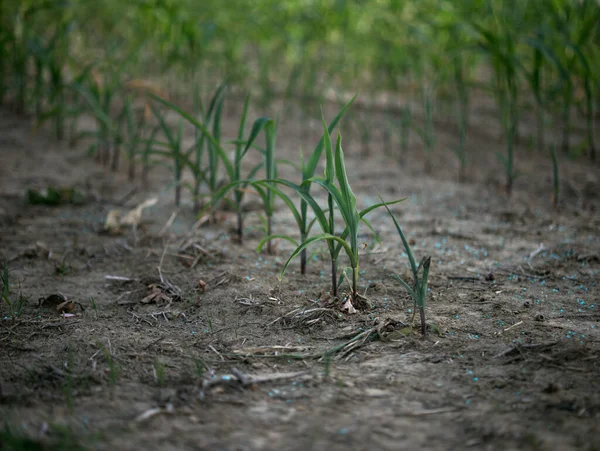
[1,0,598,168]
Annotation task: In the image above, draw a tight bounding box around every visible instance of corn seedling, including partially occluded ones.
[72,72,121,166]
[198,89,271,240]
[524,31,547,154]
[149,104,189,206]
[414,83,436,173]
[452,52,469,182]
[118,96,147,180]
[190,83,227,212]
[275,123,405,305]
[469,9,521,195]
[142,123,161,187]
[153,358,167,386]
[379,195,431,336]
[150,91,271,239]
[255,96,356,273]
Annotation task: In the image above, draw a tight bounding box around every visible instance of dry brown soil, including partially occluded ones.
[1,100,599,451]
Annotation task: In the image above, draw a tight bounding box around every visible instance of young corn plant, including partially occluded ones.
[72,73,121,166]
[274,122,405,305]
[149,104,187,206]
[190,83,227,212]
[451,52,469,182]
[254,119,278,253]
[379,196,431,336]
[523,31,547,154]
[120,96,147,181]
[149,91,270,229]
[415,83,436,173]
[142,123,161,187]
[470,13,521,195]
[255,96,356,273]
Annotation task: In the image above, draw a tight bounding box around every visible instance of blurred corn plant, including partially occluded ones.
[119,95,147,181]
[190,82,227,212]
[149,90,271,228]
[469,3,522,195]
[72,70,122,167]
[379,196,431,336]
[450,51,470,182]
[415,83,436,173]
[149,104,188,206]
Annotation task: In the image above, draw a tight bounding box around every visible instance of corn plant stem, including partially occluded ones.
[561,98,571,154]
[536,103,545,153]
[419,307,426,336]
[300,245,307,275]
[175,164,182,206]
[331,258,338,299]
[266,216,273,254]
[351,266,358,302]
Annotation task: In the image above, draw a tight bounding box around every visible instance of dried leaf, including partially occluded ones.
[55,300,76,313]
[104,198,157,234]
[342,298,357,314]
[121,197,158,226]
[140,284,172,305]
[104,210,122,234]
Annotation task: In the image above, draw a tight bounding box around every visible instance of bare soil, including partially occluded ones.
[1,100,599,451]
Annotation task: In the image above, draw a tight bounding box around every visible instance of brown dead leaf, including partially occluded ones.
[56,301,77,314]
[197,280,207,292]
[140,284,173,305]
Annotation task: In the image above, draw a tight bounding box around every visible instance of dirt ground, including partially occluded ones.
[0,98,599,451]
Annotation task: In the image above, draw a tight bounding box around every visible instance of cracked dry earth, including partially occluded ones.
[1,104,599,451]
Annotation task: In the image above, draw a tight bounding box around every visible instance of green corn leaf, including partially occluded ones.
[418,256,432,308]
[391,273,418,299]
[321,114,335,184]
[258,179,329,239]
[236,95,251,160]
[240,117,271,161]
[280,233,355,281]
[150,93,235,181]
[378,194,418,280]
[303,94,357,181]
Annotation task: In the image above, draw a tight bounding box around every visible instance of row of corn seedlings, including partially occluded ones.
[150,90,431,333]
